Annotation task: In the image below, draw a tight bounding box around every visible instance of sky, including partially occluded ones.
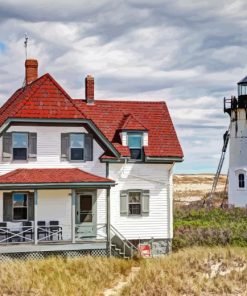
[0,0,246,173]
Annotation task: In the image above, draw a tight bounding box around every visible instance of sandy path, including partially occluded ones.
[103,266,140,296]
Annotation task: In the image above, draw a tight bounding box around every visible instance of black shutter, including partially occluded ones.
[2,133,12,161]
[3,192,12,221]
[61,133,69,160]
[85,134,93,161]
[28,193,34,221]
[28,133,37,160]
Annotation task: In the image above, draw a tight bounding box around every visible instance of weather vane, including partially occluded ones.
[24,33,29,60]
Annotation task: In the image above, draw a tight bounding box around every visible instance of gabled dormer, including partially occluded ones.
[119,114,148,160]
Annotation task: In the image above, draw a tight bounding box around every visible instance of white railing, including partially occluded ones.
[110,224,140,258]
[0,223,107,245]
[0,226,34,244]
[75,223,107,241]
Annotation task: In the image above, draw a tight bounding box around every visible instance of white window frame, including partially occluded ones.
[127,132,143,161]
[12,132,28,161]
[235,169,246,191]
[12,192,28,221]
[69,133,85,161]
[128,190,142,216]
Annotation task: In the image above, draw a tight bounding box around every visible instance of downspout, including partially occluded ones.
[106,162,111,256]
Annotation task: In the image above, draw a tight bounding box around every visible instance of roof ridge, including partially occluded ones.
[73,99,167,104]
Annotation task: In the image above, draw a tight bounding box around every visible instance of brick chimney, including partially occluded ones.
[25,59,38,85]
[85,75,94,104]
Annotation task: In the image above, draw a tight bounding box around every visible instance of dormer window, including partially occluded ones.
[127,132,143,160]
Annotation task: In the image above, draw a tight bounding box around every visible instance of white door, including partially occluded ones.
[76,192,96,238]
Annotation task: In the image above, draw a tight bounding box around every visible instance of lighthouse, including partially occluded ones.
[224,76,247,207]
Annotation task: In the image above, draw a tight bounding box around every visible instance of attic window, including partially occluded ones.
[127,132,143,160]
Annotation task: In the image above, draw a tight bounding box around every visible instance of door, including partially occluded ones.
[76,192,96,238]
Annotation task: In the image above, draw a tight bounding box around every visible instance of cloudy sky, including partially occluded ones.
[0,0,246,173]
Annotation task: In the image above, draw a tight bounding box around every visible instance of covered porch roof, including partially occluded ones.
[0,168,115,189]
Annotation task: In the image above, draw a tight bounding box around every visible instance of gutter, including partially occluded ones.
[0,182,116,190]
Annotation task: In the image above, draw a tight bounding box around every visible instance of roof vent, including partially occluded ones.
[25,59,38,85]
[85,75,94,105]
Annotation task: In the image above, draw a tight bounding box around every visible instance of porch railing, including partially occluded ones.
[0,223,107,245]
[0,226,34,244]
[75,223,107,241]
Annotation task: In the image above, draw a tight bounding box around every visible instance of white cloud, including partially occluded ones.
[0,0,244,173]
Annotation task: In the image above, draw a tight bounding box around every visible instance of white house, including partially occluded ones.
[0,59,183,259]
[225,76,247,207]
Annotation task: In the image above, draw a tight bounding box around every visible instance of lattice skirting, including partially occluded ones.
[0,249,108,261]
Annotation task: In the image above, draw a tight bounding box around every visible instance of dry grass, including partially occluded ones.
[174,174,227,204]
[121,247,247,296]
[0,256,134,296]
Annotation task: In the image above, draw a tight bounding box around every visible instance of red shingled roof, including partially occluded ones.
[74,100,183,158]
[0,73,85,126]
[0,73,183,159]
[120,114,147,131]
[0,169,114,184]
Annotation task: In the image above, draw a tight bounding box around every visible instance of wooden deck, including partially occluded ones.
[0,240,107,254]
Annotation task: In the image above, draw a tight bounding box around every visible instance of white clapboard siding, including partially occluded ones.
[109,163,173,240]
[0,125,106,177]
[229,109,247,206]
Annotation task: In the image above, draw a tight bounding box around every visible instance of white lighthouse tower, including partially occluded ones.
[225,76,247,207]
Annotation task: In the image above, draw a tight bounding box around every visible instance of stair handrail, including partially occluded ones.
[110,224,140,257]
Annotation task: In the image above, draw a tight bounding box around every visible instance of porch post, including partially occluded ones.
[71,189,76,243]
[34,189,38,245]
[106,187,111,257]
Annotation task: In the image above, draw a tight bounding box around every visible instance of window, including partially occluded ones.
[127,133,143,160]
[12,193,28,221]
[239,173,245,188]
[12,133,28,160]
[128,192,141,215]
[70,133,84,160]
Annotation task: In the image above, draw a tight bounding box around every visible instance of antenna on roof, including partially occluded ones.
[24,33,29,60]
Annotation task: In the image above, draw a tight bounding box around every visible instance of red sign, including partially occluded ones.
[138,244,151,258]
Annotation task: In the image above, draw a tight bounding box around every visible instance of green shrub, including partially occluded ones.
[173,207,247,251]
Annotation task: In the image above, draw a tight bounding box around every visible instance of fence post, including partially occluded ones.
[71,189,76,243]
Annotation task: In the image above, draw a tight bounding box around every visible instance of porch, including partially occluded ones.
[0,168,114,255]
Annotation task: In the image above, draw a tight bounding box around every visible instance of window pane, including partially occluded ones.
[129,204,141,215]
[80,213,92,223]
[129,192,141,203]
[70,134,84,148]
[239,174,245,188]
[13,193,27,207]
[71,148,84,160]
[13,133,28,148]
[80,196,92,211]
[13,208,27,220]
[13,148,27,160]
[128,134,142,148]
[130,149,142,160]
